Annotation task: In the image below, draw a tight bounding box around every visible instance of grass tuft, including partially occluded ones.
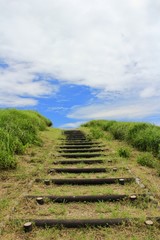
[118,147,131,158]
[0,109,52,169]
[137,153,156,168]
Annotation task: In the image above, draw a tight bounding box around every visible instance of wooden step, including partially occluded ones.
[35,177,134,185]
[23,217,160,229]
[54,159,106,164]
[59,145,104,149]
[60,142,100,145]
[58,148,105,153]
[59,153,104,158]
[25,194,146,203]
[48,167,108,173]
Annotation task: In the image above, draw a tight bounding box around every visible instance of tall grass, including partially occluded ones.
[82,120,160,157]
[0,109,52,169]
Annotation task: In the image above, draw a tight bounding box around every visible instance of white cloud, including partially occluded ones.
[140,87,160,98]
[60,121,85,129]
[47,106,68,112]
[0,62,58,106]
[0,94,37,107]
[68,99,160,120]
[0,0,160,107]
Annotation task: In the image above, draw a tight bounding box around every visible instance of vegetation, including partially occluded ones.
[88,126,105,139]
[137,153,156,168]
[118,147,131,158]
[82,120,160,171]
[82,120,160,155]
[1,125,160,239]
[0,109,52,169]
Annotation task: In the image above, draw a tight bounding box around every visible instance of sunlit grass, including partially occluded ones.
[0,109,52,169]
[82,120,160,173]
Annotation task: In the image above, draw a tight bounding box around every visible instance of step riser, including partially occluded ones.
[54,160,105,164]
[65,133,85,135]
[58,149,104,153]
[60,153,104,158]
[60,142,99,145]
[66,138,86,142]
[48,168,107,173]
[35,178,134,185]
[59,145,103,149]
[26,194,146,203]
[66,137,86,139]
[25,218,132,228]
[25,217,160,229]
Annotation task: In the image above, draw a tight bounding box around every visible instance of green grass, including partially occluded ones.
[0,198,9,211]
[118,147,131,158]
[137,153,156,168]
[82,120,160,172]
[0,109,52,169]
[83,120,160,155]
[88,126,105,139]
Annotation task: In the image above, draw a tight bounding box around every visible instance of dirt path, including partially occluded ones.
[0,128,160,240]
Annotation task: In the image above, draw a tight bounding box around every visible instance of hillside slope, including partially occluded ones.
[0,124,160,240]
[82,120,160,174]
[0,109,52,169]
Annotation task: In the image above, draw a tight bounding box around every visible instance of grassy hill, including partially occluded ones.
[82,120,160,174]
[0,109,52,169]
[0,116,160,239]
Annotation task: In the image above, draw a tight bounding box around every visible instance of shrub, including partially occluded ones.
[102,120,117,131]
[137,153,156,168]
[109,122,127,140]
[126,123,149,142]
[89,127,104,139]
[118,147,131,158]
[0,150,17,169]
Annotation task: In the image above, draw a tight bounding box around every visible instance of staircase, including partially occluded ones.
[22,130,160,232]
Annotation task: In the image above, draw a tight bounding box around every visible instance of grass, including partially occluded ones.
[0,126,62,237]
[0,109,52,169]
[4,221,159,240]
[137,153,156,168]
[16,199,157,219]
[1,123,160,239]
[0,198,9,212]
[118,147,131,158]
[19,226,160,240]
[33,182,145,196]
[82,120,160,155]
[82,120,160,173]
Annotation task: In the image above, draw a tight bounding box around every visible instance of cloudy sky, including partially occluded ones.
[0,0,160,128]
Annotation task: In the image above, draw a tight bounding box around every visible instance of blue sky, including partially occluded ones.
[0,0,160,128]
